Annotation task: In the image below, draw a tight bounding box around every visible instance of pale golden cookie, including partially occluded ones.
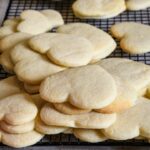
[72,0,126,19]
[53,102,91,115]
[17,10,64,35]
[73,129,107,143]
[111,22,150,54]
[40,103,116,129]
[0,76,23,100]
[57,23,116,62]
[103,97,150,140]
[0,93,38,125]
[24,83,40,94]
[29,33,94,67]
[40,65,117,109]
[11,42,65,85]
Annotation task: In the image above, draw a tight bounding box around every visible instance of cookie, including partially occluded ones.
[73,129,107,143]
[0,49,14,73]
[40,65,117,109]
[95,75,137,113]
[72,0,126,19]
[0,76,23,99]
[53,102,91,115]
[17,10,64,35]
[24,83,40,94]
[0,120,34,134]
[0,93,38,125]
[0,129,44,148]
[111,22,150,54]
[98,58,150,95]
[40,103,116,129]
[126,0,150,10]
[0,32,32,52]
[35,117,68,135]
[57,23,116,62]
[103,97,150,140]
[29,33,94,67]
[0,18,19,39]
[11,42,65,85]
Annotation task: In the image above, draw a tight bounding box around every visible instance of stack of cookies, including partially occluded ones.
[1,9,150,148]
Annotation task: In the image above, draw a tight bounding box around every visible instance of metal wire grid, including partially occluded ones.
[1,0,150,146]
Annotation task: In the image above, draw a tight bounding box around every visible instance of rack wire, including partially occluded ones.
[1,0,150,146]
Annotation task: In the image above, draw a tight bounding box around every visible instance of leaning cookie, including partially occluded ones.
[111,22,150,54]
[73,129,107,143]
[72,0,126,19]
[57,23,116,62]
[126,0,150,10]
[103,97,150,140]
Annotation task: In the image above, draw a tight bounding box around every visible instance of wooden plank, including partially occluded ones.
[0,0,10,25]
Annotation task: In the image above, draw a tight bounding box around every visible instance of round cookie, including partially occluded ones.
[57,23,116,62]
[40,65,117,109]
[72,0,126,19]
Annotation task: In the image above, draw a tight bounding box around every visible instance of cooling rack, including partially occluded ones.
[1,0,150,146]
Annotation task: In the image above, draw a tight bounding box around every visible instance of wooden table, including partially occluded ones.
[0,0,150,149]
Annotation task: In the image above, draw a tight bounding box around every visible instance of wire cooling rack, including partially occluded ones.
[1,0,150,146]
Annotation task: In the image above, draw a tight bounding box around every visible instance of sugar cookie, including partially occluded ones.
[40,65,117,109]
[53,102,91,115]
[72,0,126,19]
[73,129,107,143]
[98,58,150,95]
[17,10,64,35]
[11,42,65,85]
[0,93,38,125]
[111,22,150,54]
[40,103,116,129]
[29,33,94,67]
[103,97,150,140]
[0,76,23,99]
[57,23,116,62]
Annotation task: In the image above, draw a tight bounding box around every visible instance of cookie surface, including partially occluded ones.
[11,42,65,85]
[126,0,150,10]
[111,22,150,54]
[72,0,126,19]
[57,23,116,62]
[95,75,137,113]
[17,10,64,35]
[24,83,40,94]
[40,103,116,129]
[98,58,150,95]
[29,33,94,67]
[103,97,150,140]
[40,65,117,109]
[53,102,91,115]
[73,129,107,143]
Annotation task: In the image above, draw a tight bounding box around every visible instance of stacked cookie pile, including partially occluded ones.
[1,9,150,148]
[72,0,150,19]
